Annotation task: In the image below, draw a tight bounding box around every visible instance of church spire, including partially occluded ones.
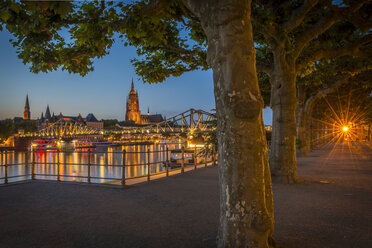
[25,94,30,109]
[24,94,31,120]
[45,105,51,120]
[126,78,141,124]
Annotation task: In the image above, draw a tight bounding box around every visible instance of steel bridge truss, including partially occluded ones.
[22,109,215,138]
[120,109,216,135]
[23,118,101,138]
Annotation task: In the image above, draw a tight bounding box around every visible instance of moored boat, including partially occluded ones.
[31,139,58,151]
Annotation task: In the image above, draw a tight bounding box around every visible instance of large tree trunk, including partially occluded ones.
[183,0,275,247]
[269,53,299,184]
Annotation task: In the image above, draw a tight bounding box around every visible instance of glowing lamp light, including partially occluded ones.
[342,126,348,132]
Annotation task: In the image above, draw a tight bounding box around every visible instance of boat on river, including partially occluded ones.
[31,139,58,151]
[168,149,195,168]
[92,141,120,148]
[74,140,95,149]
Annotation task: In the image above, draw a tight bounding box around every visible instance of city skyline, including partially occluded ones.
[0,29,273,124]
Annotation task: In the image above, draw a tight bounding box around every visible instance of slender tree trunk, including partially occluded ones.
[304,109,312,154]
[297,107,309,156]
[183,1,275,246]
[296,86,308,156]
[313,119,319,148]
[311,118,316,150]
[269,53,299,184]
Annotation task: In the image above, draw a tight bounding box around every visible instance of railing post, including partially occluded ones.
[57,149,60,182]
[194,147,197,170]
[25,151,29,177]
[147,148,150,182]
[166,146,169,177]
[4,151,8,184]
[205,148,208,168]
[87,150,91,184]
[32,150,35,180]
[106,150,108,166]
[181,146,185,174]
[121,149,126,186]
[213,145,216,166]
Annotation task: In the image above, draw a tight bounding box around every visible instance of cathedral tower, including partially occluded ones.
[24,94,30,120]
[125,79,141,124]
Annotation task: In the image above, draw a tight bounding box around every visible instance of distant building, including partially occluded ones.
[125,80,164,125]
[24,94,30,120]
[13,117,24,123]
[125,80,142,124]
[13,95,31,123]
[38,106,103,130]
[85,113,104,129]
[264,125,272,132]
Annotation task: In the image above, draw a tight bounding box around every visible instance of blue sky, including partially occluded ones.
[0,29,273,124]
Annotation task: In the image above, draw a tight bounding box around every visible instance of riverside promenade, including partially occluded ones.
[0,142,371,248]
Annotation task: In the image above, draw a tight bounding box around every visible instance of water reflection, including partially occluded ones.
[0,141,184,183]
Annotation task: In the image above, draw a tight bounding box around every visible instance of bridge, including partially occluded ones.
[118,109,215,135]
[20,109,216,138]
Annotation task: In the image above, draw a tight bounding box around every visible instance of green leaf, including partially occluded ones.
[56,3,71,18]
[0,9,11,22]
[11,3,21,14]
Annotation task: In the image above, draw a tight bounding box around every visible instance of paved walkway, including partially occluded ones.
[274,142,372,247]
[0,142,371,248]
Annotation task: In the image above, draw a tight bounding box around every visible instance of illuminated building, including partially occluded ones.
[13,95,32,123]
[125,79,164,125]
[38,105,103,130]
[125,80,142,124]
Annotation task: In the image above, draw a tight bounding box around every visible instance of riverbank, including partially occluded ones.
[0,142,371,247]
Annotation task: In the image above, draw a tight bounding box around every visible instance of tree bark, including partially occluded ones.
[296,85,308,156]
[305,106,314,153]
[269,52,299,184]
[297,107,309,156]
[182,0,275,247]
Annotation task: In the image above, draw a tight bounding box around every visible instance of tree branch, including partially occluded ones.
[64,0,106,25]
[297,34,372,71]
[283,0,319,32]
[252,19,279,44]
[138,0,170,16]
[290,1,368,62]
[256,62,272,76]
[291,12,336,62]
[304,73,352,114]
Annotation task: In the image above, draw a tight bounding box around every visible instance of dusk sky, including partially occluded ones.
[0,29,273,124]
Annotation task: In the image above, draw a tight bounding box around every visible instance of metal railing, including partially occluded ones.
[0,146,217,186]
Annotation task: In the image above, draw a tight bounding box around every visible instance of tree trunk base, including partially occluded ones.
[268,236,278,248]
[298,148,309,157]
[271,174,305,184]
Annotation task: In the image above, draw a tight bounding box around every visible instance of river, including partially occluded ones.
[0,141,187,184]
